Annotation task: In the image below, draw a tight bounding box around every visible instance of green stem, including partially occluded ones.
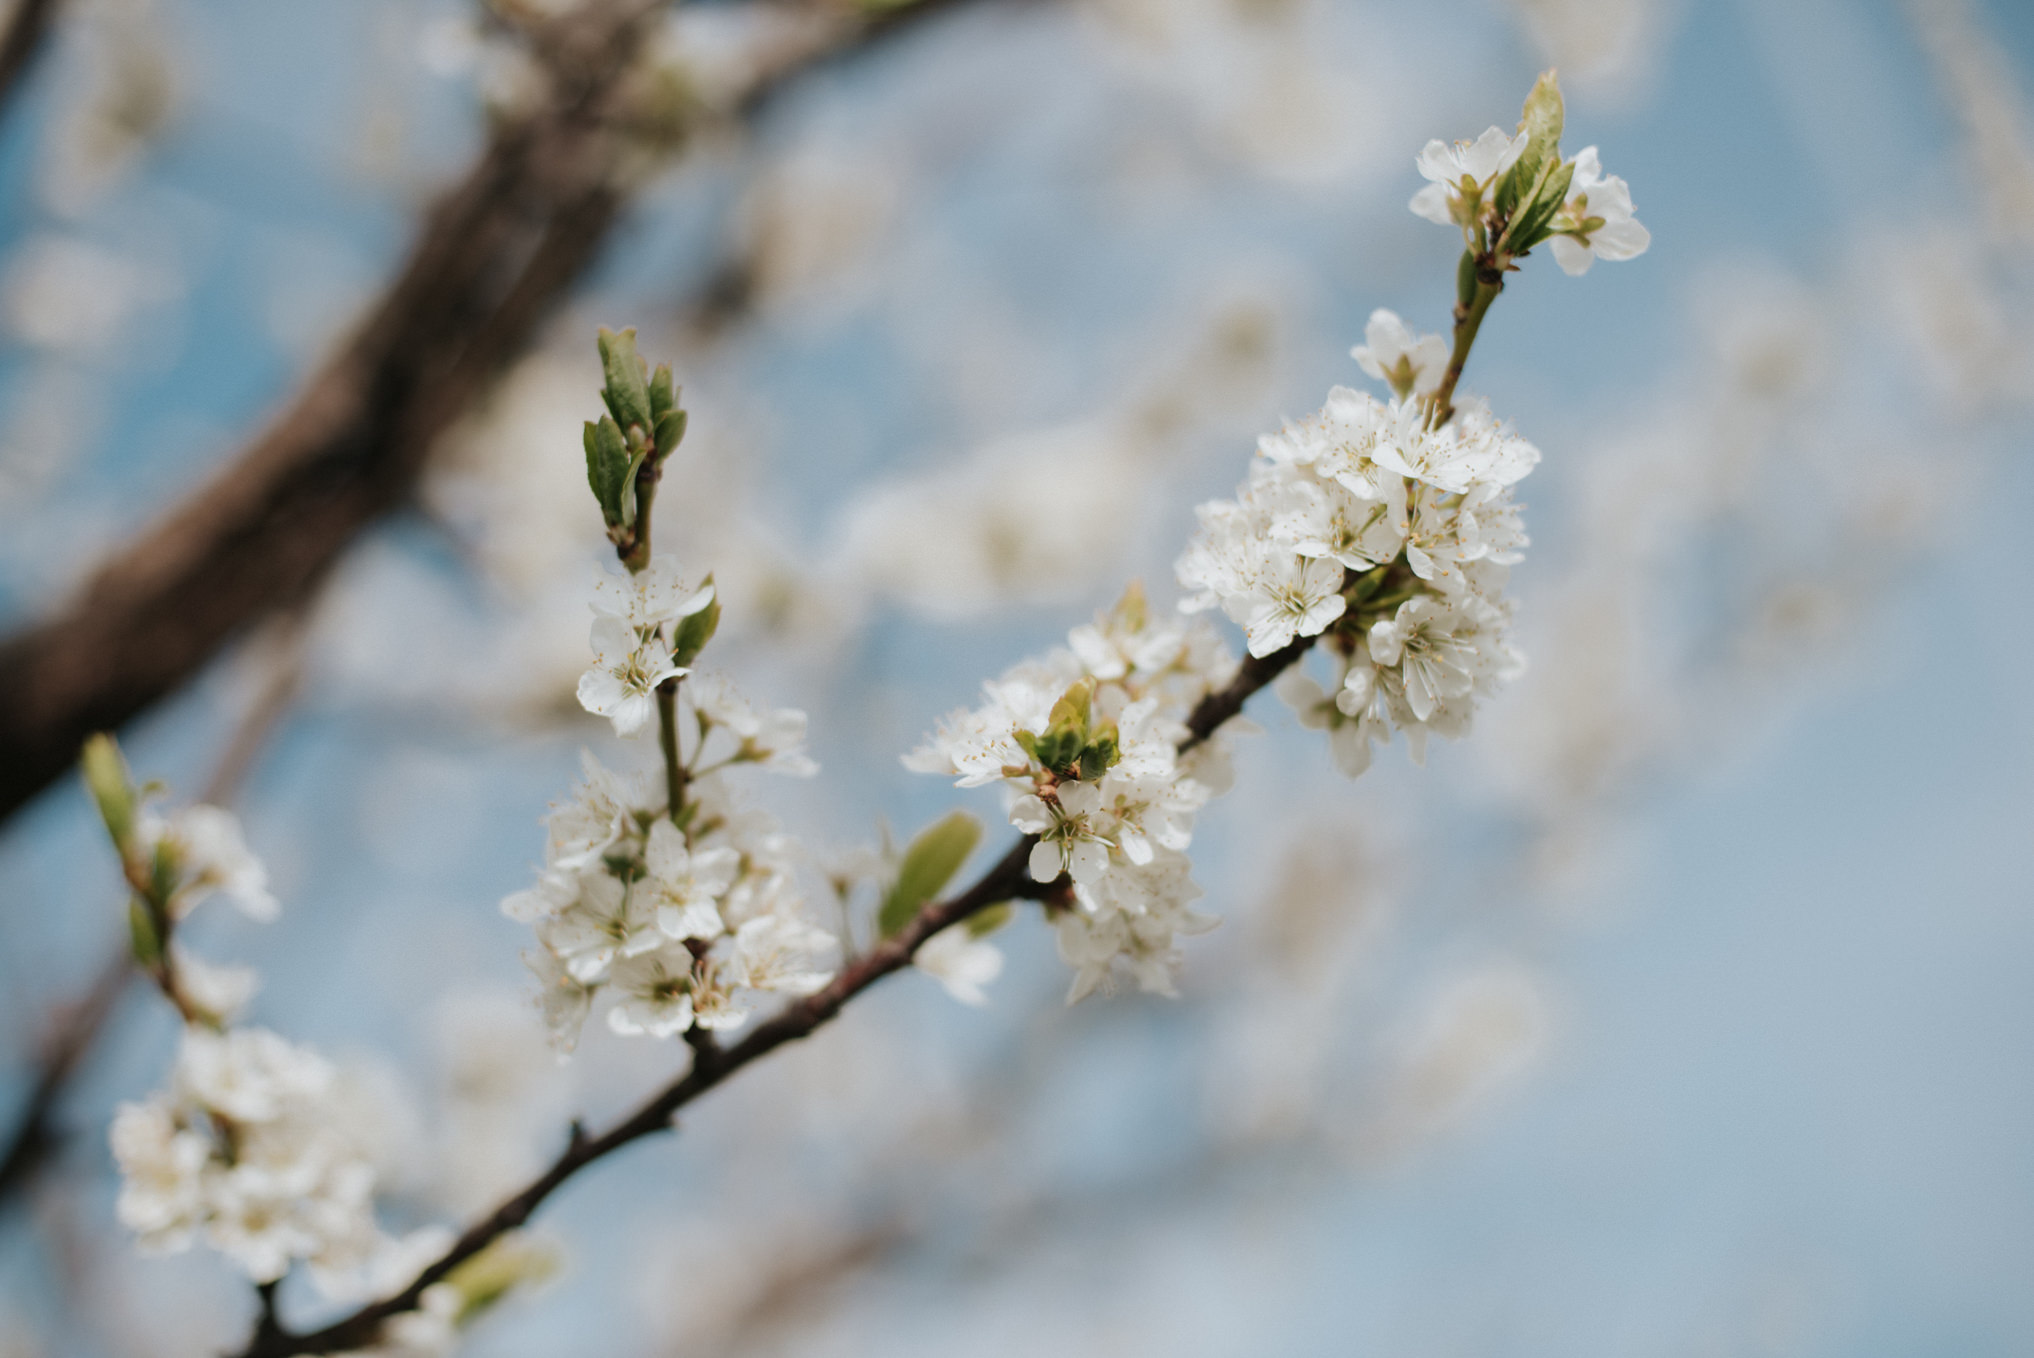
[620,458,661,575]
[1430,269,1503,429]
[655,677,686,823]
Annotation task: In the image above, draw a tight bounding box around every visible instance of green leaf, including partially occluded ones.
[669,579,720,667]
[1512,157,1576,250]
[1046,678,1095,742]
[80,733,134,852]
[878,811,982,938]
[584,417,631,526]
[1514,69,1565,188]
[596,327,654,434]
[1078,736,1117,784]
[648,363,675,422]
[653,407,688,461]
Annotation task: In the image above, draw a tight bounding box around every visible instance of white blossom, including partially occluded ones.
[137,804,278,922]
[534,869,658,983]
[1013,781,1114,885]
[589,556,714,629]
[169,944,258,1023]
[525,945,594,1051]
[1367,595,1480,722]
[109,1099,208,1251]
[1275,667,1383,778]
[176,1027,333,1125]
[604,948,699,1038]
[1547,146,1651,276]
[688,672,819,776]
[914,924,1004,1007]
[539,751,650,872]
[1351,308,1449,397]
[1222,551,1347,657]
[576,613,681,737]
[730,915,837,997]
[112,1026,410,1292]
[642,820,737,941]
[1410,126,1527,226]
[908,584,1237,1000]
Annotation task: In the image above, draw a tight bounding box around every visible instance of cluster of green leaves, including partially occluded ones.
[1490,71,1575,256]
[1449,70,1583,314]
[584,327,688,556]
[1015,679,1122,784]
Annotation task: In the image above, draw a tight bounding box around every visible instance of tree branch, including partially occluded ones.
[0,0,63,121]
[0,0,1009,830]
[230,620,1319,1358]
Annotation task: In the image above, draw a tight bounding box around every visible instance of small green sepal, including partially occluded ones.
[669,579,720,668]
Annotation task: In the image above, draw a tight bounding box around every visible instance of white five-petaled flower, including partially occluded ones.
[109,1100,208,1251]
[914,924,1004,1007]
[689,673,819,777]
[541,751,643,872]
[535,870,659,983]
[730,915,837,996]
[526,945,595,1051]
[1366,596,1480,722]
[1351,308,1449,397]
[1013,780,1114,885]
[1548,147,1651,276]
[577,613,683,737]
[642,819,737,941]
[604,948,699,1038]
[590,556,715,629]
[140,805,279,922]
[1275,668,1384,778]
[1409,126,1527,227]
[175,1027,333,1125]
[1223,553,1347,658]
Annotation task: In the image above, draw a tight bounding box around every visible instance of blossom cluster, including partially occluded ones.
[905,584,1239,1001]
[97,793,437,1301]
[110,1026,425,1291]
[574,556,715,737]
[1180,309,1531,775]
[1408,120,1649,275]
[504,581,835,1048]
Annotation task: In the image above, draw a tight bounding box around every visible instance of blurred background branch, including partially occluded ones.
[0,0,65,121]
[0,0,1006,830]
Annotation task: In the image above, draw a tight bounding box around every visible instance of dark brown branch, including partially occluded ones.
[0,0,1003,830]
[233,621,1319,1358]
[0,0,63,120]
